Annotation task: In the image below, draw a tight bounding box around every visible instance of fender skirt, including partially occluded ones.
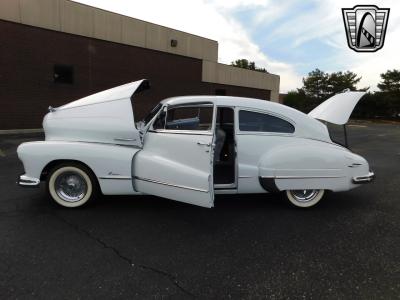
[259,177,280,193]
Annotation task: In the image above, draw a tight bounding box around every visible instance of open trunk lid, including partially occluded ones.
[308,91,366,125]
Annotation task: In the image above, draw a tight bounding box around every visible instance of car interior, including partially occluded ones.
[149,104,237,188]
[214,107,236,188]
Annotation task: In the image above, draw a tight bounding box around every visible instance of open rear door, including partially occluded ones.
[308,91,366,125]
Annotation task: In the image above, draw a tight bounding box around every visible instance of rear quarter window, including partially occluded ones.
[239,110,295,133]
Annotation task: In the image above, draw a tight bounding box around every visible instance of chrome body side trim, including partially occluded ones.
[148,129,212,136]
[353,172,375,183]
[134,176,209,193]
[98,176,132,180]
[261,175,344,179]
[114,138,137,142]
[52,140,142,149]
[348,163,362,168]
[17,174,40,187]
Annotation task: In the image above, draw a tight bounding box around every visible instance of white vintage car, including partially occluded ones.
[17,80,374,208]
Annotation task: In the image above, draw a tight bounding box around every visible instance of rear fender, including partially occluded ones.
[258,140,352,192]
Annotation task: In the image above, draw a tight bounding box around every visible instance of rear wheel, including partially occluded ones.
[47,163,97,208]
[285,189,325,208]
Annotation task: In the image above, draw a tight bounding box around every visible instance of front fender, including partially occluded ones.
[17,141,140,194]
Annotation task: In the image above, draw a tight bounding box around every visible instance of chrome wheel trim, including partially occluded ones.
[55,171,88,202]
[289,189,319,202]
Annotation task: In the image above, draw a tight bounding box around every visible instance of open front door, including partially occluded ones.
[132,103,215,208]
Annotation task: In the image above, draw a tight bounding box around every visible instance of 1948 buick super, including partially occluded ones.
[17,79,374,208]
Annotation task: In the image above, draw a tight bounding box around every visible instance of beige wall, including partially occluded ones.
[0,0,218,62]
[202,61,280,102]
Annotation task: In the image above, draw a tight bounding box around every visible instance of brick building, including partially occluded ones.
[0,0,280,130]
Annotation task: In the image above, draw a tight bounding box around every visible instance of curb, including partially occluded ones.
[0,129,43,135]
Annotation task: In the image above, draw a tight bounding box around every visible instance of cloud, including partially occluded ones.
[75,0,399,93]
[75,0,302,92]
[254,0,400,91]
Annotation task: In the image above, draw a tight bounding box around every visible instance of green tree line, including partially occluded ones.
[231,59,267,73]
[283,69,400,119]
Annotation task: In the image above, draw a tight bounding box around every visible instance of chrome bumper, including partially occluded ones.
[17,174,40,187]
[352,171,375,184]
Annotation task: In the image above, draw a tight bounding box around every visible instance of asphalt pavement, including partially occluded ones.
[0,122,399,299]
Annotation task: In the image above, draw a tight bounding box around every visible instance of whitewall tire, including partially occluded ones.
[285,189,325,208]
[47,164,97,208]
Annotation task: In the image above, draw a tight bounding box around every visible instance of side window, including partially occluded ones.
[165,106,213,131]
[152,109,166,130]
[239,110,295,133]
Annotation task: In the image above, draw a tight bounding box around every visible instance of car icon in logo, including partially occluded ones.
[342,5,390,52]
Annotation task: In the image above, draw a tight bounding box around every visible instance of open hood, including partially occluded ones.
[58,79,150,110]
[43,79,149,147]
[308,91,366,125]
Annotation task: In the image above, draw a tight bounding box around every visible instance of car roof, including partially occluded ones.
[161,95,302,119]
[160,95,331,142]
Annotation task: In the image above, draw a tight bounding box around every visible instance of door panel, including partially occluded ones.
[133,131,214,208]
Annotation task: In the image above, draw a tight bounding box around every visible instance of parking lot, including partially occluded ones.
[0,122,399,299]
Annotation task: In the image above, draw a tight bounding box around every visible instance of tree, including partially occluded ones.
[301,69,362,102]
[284,68,363,113]
[231,59,267,73]
[284,68,400,119]
[377,69,400,93]
[376,69,400,117]
[301,69,329,100]
[327,71,362,95]
[282,89,314,112]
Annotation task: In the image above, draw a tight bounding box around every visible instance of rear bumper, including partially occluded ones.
[352,171,375,184]
[17,174,40,187]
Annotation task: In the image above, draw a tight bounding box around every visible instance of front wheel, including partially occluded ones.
[47,164,97,208]
[285,189,325,208]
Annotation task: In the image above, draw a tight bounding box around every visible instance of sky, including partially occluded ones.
[75,0,400,93]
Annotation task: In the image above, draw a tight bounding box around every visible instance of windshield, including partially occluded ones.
[142,103,162,126]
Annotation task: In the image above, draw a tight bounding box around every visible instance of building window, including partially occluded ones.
[239,110,295,133]
[54,64,74,84]
[215,89,226,95]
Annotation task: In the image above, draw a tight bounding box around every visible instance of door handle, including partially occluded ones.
[197,141,211,146]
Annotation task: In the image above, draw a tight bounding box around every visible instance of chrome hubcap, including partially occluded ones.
[55,171,87,202]
[290,189,319,202]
